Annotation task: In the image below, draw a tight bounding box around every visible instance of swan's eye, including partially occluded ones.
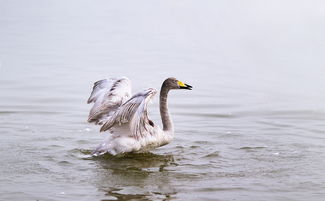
[177,81,186,87]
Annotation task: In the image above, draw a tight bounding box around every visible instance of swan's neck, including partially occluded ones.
[160,85,174,132]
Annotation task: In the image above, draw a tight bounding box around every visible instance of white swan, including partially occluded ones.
[87,77,192,156]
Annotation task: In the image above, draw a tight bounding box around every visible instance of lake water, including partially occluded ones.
[1,1,325,200]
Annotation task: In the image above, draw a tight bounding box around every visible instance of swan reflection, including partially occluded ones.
[93,152,177,201]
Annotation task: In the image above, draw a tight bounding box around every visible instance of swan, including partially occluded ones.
[87,77,192,156]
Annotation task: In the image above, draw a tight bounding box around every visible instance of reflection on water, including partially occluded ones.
[93,153,176,201]
[94,152,175,170]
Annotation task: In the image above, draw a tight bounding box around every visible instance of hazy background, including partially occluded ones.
[0,0,325,201]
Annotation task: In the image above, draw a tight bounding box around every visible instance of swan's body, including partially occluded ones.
[87,77,192,156]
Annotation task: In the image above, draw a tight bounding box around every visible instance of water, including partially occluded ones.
[1,0,325,200]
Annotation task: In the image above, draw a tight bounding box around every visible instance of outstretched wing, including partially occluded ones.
[100,88,157,139]
[87,77,131,124]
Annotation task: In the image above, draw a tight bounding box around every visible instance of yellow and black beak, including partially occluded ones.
[177,81,193,90]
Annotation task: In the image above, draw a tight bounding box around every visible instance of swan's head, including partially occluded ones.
[163,77,193,90]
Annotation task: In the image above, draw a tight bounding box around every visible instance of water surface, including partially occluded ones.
[1,1,325,200]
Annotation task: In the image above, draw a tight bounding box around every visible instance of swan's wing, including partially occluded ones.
[100,88,157,139]
[87,77,132,124]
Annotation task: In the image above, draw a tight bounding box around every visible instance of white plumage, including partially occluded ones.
[87,77,192,156]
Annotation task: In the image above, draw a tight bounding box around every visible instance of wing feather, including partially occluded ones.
[87,77,131,124]
[100,88,157,139]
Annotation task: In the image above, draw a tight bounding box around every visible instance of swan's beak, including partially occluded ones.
[178,81,193,90]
